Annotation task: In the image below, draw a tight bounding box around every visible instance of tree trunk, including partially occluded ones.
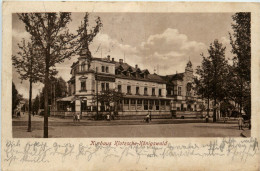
[28,77,32,132]
[207,95,210,117]
[213,98,217,122]
[44,46,50,138]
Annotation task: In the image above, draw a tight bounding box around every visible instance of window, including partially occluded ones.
[167,89,171,95]
[81,100,87,111]
[81,63,86,71]
[127,86,131,94]
[181,104,184,111]
[106,83,109,90]
[155,100,159,110]
[144,100,148,110]
[136,87,140,95]
[166,100,170,105]
[118,85,122,92]
[144,87,148,95]
[106,66,109,73]
[137,99,142,105]
[81,81,86,91]
[149,100,154,106]
[174,86,177,95]
[161,100,165,105]
[131,99,136,105]
[159,89,162,96]
[152,88,155,96]
[124,99,129,105]
[178,87,182,96]
[101,83,105,91]
[102,66,105,72]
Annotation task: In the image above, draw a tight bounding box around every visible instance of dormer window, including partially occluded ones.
[106,66,109,73]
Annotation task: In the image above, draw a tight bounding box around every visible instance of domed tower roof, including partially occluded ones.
[186,60,192,68]
[185,59,193,73]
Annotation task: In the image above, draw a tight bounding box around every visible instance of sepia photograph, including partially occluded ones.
[2,2,260,171]
[11,12,251,138]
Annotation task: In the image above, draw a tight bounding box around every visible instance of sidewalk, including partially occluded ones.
[13,113,241,127]
[13,114,209,127]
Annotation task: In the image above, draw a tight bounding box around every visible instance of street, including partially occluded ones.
[12,113,249,138]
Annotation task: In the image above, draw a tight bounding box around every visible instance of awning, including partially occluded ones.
[56,96,75,102]
[124,95,172,100]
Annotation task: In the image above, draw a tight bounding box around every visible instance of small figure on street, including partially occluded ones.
[73,113,77,122]
[77,113,80,122]
[106,114,111,121]
[149,105,153,121]
[205,115,209,123]
[238,115,244,130]
[145,114,150,123]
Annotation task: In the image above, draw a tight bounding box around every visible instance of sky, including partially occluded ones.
[12,12,235,99]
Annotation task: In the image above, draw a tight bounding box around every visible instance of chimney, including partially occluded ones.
[119,59,123,64]
[107,55,110,61]
[112,58,114,62]
[135,64,138,69]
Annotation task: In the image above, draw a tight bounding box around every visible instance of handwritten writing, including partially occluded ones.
[3,138,259,166]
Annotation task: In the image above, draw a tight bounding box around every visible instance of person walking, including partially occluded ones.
[145,114,150,123]
[77,113,80,122]
[238,115,244,130]
[205,115,209,123]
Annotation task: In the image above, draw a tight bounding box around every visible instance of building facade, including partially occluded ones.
[54,54,204,119]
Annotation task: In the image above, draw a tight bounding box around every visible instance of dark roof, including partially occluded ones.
[167,73,184,81]
[115,61,165,83]
[70,57,115,68]
[92,57,116,64]
[70,57,166,84]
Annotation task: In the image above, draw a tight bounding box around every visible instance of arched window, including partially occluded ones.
[186,83,192,96]
[81,62,86,71]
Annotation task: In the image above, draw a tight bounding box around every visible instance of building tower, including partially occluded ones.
[185,60,193,74]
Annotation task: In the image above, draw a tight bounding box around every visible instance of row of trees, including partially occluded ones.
[32,76,68,115]
[12,82,23,115]
[13,13,103,137]
[195,13,251,122]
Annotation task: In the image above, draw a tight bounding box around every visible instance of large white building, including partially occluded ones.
[54,54,204,119]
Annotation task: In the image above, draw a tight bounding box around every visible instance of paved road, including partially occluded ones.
[12,113,247,138]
